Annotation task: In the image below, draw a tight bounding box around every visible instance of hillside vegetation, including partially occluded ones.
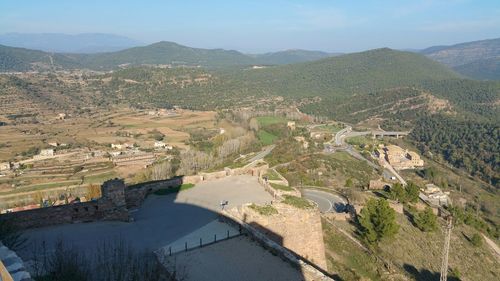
[422,38,500,80]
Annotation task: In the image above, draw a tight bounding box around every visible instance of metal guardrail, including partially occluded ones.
[165,229,244,256]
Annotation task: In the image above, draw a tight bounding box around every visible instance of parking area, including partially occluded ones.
[19,175,272,258]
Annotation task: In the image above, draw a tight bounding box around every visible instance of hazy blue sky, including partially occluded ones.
[1,0,499,52]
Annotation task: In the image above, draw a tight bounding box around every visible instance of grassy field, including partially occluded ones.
[270,183,293,191]
[249,203,278,216]
[257,130,278,145]
[264,169,282,181]
[255,116,287,126]
[282,195,313,209]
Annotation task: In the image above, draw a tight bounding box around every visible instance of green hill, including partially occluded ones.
[229,48,461,98]
[0,44,80,71]
[74,41,256,69]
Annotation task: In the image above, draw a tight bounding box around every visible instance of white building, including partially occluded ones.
[154,141,166,148]
[0,162,11,171]
[39,149,55,157]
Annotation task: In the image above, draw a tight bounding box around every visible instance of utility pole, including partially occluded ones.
[440,216,453,281]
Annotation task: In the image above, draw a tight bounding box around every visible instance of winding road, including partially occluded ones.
[301,189,347,213]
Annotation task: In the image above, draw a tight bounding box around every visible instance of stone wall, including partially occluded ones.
[0,179,129,230]
[125,177,182,209]
[228,203,328,271]
[223,206,332,281]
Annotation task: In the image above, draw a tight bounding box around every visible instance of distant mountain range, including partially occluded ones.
[0,33,142,53]
[0,34,499,80]
[0,41,340,71]
[421,38,500,80]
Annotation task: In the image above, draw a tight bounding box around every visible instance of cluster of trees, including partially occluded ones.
[411,115,499,187]
[447,205,499,239]
[388,182,420,204]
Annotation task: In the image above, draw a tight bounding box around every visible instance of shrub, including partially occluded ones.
[358,198,399,244]
[414,207,438,232]
[470,233,482,247]
[282,195,313,209]
[249,204,278,216]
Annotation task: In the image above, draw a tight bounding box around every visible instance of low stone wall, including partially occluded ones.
[200,170,228,181]
[0,199,129,229]
[126,177,182,208]
[0,179,129,230]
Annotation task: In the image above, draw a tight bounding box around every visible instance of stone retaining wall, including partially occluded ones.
[222,207,333,281]
[0,179,129,230]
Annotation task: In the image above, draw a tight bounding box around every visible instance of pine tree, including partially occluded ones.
[414,207,438,232]
[359,198,399,244]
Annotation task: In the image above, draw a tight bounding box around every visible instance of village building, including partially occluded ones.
[219,128,226,135]
[378,145,424,170]
[287,121,296,130]
[421,183,451,206]
[294,136,309,149]
[39,148,55,157]
[111,143,132,150]
[0,162,11,171]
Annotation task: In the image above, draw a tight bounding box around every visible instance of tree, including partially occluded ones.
[249,118,259,132]
[470,233,482,247]
[345,178,353,188]
[358,198,399,244]
[389,182,420,203]
[405,181,420,203]
[388,183,405,202]
[414,207,438,232]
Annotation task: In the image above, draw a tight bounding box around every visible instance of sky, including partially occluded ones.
[1,0,499,53]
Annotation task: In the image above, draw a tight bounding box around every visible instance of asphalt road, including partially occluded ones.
[301,189,347,213]
[247,145,275,163]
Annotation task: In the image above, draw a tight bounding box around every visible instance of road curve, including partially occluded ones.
[301,189,347,213]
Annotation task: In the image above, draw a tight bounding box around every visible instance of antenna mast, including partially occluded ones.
[439,215,453,281]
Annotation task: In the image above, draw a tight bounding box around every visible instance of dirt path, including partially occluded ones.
[482,234,500,259]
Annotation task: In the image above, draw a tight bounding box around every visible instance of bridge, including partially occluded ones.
[370,130,410,139]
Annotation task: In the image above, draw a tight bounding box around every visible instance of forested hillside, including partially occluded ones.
[421,38,500,80]
[251,49,338,65]
[0,44,81,71]
[229,48,460,99]
[410,115,499,187]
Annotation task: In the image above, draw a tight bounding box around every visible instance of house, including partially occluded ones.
[48,142,59,147]
[57,113,66,120]
[219,128,226,135]
[40,149,55,157]
[154,141,166,148]
[109,151,122,157]
[287,121,296,130]
[111,143,132,150]
[0,162,11,171]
